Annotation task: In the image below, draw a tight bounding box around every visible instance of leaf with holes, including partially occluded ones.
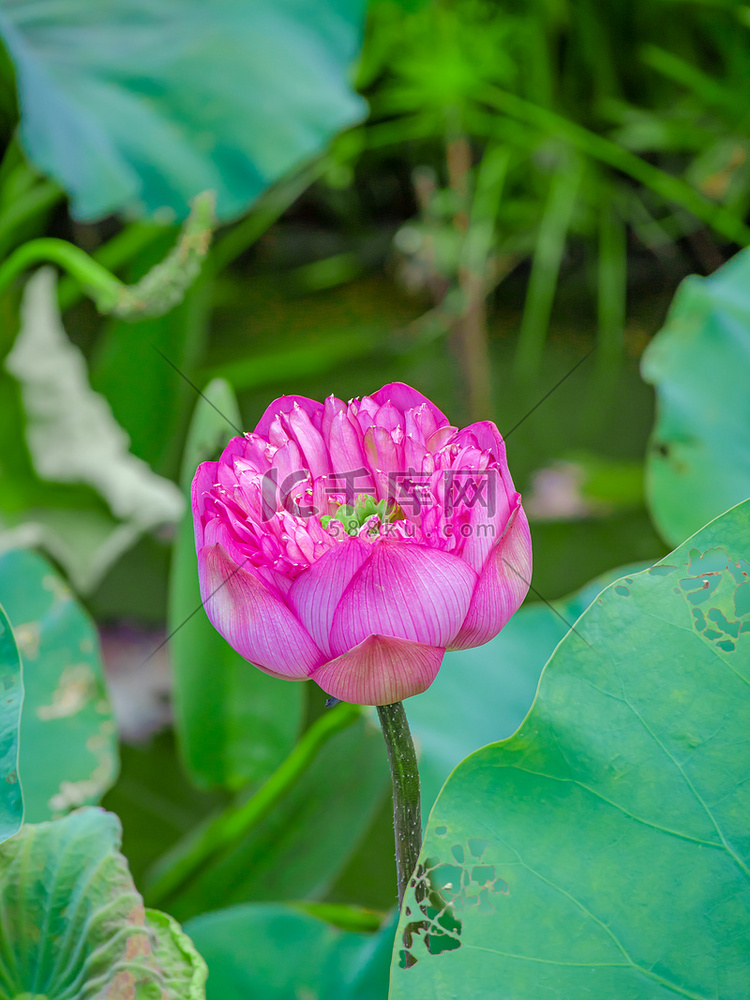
[170,378,304,791]
[0,807,207,998]
[0,601,22,844]
[642,247,750,546]
[0,0,367,220]
[185,904,396,1000]
[390,498,750,999]
[0,548,118,821]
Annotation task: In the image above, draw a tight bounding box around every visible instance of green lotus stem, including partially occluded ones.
[377,701,422,908]
[0,236,123,306]
[0,190,216,318]
[144,700,363,907]
[57,220,167,312]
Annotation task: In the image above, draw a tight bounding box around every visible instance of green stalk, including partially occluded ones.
[144,701,363,907]
[376,701,422,907]
[57,221,167,312]
[0,191,215,317]
[0,237,123,307]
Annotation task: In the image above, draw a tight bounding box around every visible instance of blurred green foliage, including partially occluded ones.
[350,0,750,382]
[185,905,396,1000]
[0,0,749,996]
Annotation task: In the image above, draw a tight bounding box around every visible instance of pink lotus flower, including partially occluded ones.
[192,383,531,706]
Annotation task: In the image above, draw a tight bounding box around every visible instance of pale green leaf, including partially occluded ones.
[641,247,750,546]
[0,807,207,999]
[409,561,653,817]
[0,548,118,821]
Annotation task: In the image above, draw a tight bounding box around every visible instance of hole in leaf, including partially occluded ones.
[707,609,739,637]
[400,837,509,967]
[650,564,678,576]
[467,838,488,858]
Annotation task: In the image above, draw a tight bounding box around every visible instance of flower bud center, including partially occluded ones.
[321,494,403,537]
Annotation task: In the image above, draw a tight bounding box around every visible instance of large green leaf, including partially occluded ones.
[156,716,389,921]
[0,0,367,220]
[170,378,304,791]
[641,247,750,546]
[390,499,750,999]
[409,561,653,817]
[0,601,22,843]
[0,807,207,999]
[0,547,118,821]
[185,904,395,1000]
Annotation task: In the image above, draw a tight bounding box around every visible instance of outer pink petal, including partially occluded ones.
[312,634,444,705]
[369,382,449,426]
[254,395,324,438]
[202,514,292,599]
[287,538,372,657]
[449,505,532,650]
[198,543,325,677]
[330,542,477,654]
